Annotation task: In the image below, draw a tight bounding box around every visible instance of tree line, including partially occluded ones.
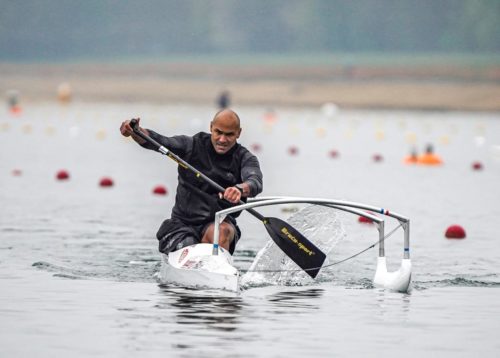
[0,0,498,61]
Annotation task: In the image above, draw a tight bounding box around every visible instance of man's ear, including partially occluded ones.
[237,128,242,138]
[210,121,213,132]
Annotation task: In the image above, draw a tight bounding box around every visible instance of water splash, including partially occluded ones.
[241,205,346,288]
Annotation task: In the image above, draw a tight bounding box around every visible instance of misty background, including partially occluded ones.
[1,0,499,62]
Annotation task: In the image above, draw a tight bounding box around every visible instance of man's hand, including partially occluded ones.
[120,118,136,137]
[120,118,147,144]
[222,186,242,204]
[220,183,249,204]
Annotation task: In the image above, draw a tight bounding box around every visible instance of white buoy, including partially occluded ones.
[474,136,486,147]
[321,102,339,118]
[69,126,81,138]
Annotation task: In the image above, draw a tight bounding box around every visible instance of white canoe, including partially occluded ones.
[158,243,239,292]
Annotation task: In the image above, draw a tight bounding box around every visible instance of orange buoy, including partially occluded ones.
[328,149,339,158]
[417,144,443,165]
[358,216,374,224]
[445,225,466,239]
[288,146,299,156]
[404,156,418,164]
[472,161,483,171]
[56,170,70,181]
[10,105,23,115]
[99,177,114,187]
[372,154,383,162]
[153,185,167,195]
[417,154,443,165]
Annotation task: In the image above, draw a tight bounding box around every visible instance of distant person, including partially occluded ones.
[217,90,231,109]
[417,143,443,165]
[120,109,263,255]
[6,90,22,114]
[404,147,418,164]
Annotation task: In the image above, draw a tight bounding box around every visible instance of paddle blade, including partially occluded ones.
[263,217,326,278]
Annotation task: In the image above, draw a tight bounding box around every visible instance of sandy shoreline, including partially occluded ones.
[2,63,500,111]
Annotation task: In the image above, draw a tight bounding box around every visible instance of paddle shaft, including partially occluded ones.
[130,119,265,221]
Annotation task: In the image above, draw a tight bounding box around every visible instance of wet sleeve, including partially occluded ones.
[139,130,192,158]
[241,151,263,197]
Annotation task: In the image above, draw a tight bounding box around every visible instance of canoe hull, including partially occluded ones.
[159,243,239,292]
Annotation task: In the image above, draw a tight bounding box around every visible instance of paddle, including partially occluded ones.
[129,119,326,278]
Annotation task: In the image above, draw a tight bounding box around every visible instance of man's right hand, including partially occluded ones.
[120,118,147,144]
[120,118,137,137]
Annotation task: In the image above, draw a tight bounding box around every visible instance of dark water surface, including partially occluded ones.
[1,103,499,357]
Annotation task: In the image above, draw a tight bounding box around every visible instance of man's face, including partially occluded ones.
[210,115,241,154]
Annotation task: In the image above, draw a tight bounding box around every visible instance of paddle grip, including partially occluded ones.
[130,118,165,150]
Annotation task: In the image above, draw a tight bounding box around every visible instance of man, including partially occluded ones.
[120,109,263,255]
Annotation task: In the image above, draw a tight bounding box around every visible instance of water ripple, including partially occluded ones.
[413,276,500,290]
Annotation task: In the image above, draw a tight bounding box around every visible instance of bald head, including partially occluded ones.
[212,109,240,129]
[210,109,242,154]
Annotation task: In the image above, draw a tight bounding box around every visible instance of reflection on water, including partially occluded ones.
[266,288,324,311]
[157,286,244,332]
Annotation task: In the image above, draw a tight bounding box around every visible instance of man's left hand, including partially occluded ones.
[221,186,242,204]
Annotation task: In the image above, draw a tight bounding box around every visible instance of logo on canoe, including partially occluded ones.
[178,248,189,263]
[182,259,202,269]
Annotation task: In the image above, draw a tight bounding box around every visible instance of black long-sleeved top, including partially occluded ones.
[141,130,263,225]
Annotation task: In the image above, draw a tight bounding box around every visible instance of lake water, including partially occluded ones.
[1,102,500,357]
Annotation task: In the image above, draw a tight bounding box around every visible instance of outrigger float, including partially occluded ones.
[158,196,412,293]
[128,119,411,293]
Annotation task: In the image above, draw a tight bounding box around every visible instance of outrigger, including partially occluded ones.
[159,196,411,293]
[130,119,411,293]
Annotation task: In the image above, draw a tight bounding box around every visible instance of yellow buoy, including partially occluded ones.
[96,128,107,140]
[57,82,72,103]
[22,123,32,134]
[0,122,11,132]
[316,127,326,138]
[405,132,417,144]
[439,135,450,145]
[375,130,385,141]
[45,125,56,136]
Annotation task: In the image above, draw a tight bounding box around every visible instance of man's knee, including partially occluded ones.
[202,222,234,243]
[219,222,235,238]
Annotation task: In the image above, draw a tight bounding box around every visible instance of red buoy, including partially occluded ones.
[358,216,374,224]
[372,154,383,162]
[288,146,299,156]
[153,185,167,195]
[328,149,339,158]
[56,170,70,180]
[99,177,114,187]
[264,111,277,123]
[472,161,483,171]
[445,225,466,239]
[12,169,22,176]
[251,143,262,153]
